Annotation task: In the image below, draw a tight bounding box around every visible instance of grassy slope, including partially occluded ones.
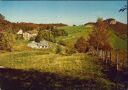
[108,30,127,49]
[58,26,127,49]
[57,26,93,46]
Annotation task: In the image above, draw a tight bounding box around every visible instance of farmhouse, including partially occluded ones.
[17,29,38,40]
[38,40,49,49]
[23,32,31,40]
[28,40,49,49]
[105,18,117,25]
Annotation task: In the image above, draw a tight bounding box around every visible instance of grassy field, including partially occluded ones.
[0,50,102,77]
[0,37,102,78]
[108,30,127,49]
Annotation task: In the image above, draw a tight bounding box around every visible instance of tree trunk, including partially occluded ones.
[105,51,108,64]
[109,51,111,61]
[96,47,99,56]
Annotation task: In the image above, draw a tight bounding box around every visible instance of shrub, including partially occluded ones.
[56,45,62,54]
[74,37,89,53]
[35,30,56,43]
[51,29,68,37]
[65,47,76,55]
[0,32,15,51]
[16,34,23,40]
[58,40,66,46]
[29,36,36,41]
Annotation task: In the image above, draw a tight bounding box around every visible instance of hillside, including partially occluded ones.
[0,19,127,90]
[104,19,127,40]
[0,19,14,31]
[104,18,127,34]
[84,18,127,40]
[57,26,93,46]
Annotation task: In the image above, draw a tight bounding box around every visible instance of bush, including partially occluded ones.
[0,32,15,51]
[16,34,23,40]
[58,40,66,46]
[65,47,76,55]
[29,36,36,41]
[74,37,89,53]
[35,30,56,43]
[56,45,62,54]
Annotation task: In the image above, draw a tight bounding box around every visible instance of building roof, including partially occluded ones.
[39,40,49,46]
[17,29,23,34]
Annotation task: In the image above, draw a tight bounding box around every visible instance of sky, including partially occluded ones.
[0,1,127,25]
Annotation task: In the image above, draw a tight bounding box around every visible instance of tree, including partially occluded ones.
[0,32,15,51]
[88,18,112,59]
[51,29,68,37]
[58,40,66,46]
[0,13,5,20]
[74,36,89,53]
[97,17,103,22]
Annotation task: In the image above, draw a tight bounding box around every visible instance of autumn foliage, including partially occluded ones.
[0,32,15,51]
[74,37,89,53]
[88,18,112,51]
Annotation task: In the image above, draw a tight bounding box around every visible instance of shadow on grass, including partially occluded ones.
[99,60,128,90]
[0,67,115,90]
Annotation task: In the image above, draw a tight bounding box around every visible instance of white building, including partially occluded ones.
[17,29,38,40]
[27,40,49,49]
[38,40,49,49]
[23,32,31,40]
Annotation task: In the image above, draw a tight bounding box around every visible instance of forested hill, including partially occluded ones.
[0,18,68,33]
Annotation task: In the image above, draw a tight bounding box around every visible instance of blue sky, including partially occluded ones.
[0,1,127,25]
